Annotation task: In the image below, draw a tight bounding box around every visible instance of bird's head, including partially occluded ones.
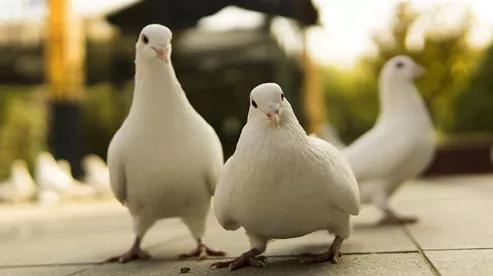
[249,83,287,128]
[136,24,172,64]
[381,55,425,82]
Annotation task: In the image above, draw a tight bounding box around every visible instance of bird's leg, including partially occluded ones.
[210,248,266,271]
[299,236,344,264]
[105,236,150,263]
[179,238,226,260]
[379,208,418,225]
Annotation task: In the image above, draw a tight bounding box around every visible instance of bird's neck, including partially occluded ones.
[378,78,430,124]
[130,59,190,118]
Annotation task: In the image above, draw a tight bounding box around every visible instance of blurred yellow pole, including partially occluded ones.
[302,30,326,134]
[45,0,85,100]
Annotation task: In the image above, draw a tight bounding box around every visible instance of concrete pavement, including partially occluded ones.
[1,174,493,275]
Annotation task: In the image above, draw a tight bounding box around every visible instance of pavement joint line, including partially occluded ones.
[402,225,441,276]
[0,263,96,269]
[0,250,421,269]
[424,247,493,252]
[63,265,95,276]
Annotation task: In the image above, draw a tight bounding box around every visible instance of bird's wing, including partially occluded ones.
[308,137,360,215]
[107,141,126,205]
[205,126,224,196]
[212,156,241,231]
[342,124,412,182]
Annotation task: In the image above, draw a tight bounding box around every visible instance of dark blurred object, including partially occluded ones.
[425,138,493,176]
[48,102,83,177]
[108,0,318,32]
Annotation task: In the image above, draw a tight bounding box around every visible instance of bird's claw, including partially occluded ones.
[299,250,341,264]
[105,248,150,264]
[210,255,266,271]
[179,244,226,260]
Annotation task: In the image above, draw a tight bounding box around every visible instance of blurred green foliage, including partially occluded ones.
[81,82,133,159]
[0,86,46,178]
[323,2,483,142]
[453,43,493,133]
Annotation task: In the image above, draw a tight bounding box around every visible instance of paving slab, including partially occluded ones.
[1,201,416,266]
[377,175,493,251]
[0,265,92,276]
[425,249,493,276]
[72,253,434,276]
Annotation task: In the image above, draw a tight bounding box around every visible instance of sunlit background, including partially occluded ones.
[2,0,493,203]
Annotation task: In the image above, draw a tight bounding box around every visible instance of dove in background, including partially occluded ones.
[212,83,360,270]
[35,152,94,204]
[106,24,225,263]
[82,154,112,197]
[343,55,435,225]
[0,160,36,203]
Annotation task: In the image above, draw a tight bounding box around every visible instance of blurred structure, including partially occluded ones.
[45,0,85,176]
[102,0,320,156]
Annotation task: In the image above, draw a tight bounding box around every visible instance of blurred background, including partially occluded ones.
[1,0,493,202]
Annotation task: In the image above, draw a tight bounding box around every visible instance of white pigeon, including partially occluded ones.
[82,154,112,196]
[35,152,72,192]
[0,160,36,203]
[343,55,435,224]
[106,24,225,263]
[35,152,94,203]
[212,83,360,270]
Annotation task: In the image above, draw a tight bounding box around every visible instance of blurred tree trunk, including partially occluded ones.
[45,0,85,177]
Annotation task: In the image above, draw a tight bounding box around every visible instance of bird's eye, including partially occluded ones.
[252,100,258,108]
[281,93,285,100]
[396,61,404,69]
[142,35,149,44]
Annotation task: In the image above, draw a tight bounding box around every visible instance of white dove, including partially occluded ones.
[343,55,435,224]
[82,154,112,197]
[212,83,360,270]
[35,152,94,203]
[35,152,72,192]
[0,160,36,203]
[106,24,225,263]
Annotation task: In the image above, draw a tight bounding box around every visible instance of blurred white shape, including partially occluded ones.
[82,154,112,197]
[198,6,264,31]
[35,152,95,203]
[0,159,36,203]
[36,152,72,192]
[319,122,346,149]
[271,17,303,56]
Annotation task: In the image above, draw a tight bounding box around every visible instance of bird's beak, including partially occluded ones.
[151,46,169,63]
[414,64,426,78]
[266,111,280,128]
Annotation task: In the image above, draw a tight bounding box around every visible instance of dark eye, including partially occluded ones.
[281,93,285,100]
[396,61,404,69]
[251,100,258,108]
[142,35,149,44]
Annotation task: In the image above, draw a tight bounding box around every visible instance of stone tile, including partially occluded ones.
[0,265,91,276]
[425,249,493,276]
[73,253,433,276]
[397,198,493,250]
[0,199,416,266]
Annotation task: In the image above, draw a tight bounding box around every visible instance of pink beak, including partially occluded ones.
[151,46,169,63]
[266,111,280,128]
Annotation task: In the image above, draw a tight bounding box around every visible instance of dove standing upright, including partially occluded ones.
[212,83,360,270]
[343,55,435,224]
[106,24,224,263]
[0,160,36,203]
